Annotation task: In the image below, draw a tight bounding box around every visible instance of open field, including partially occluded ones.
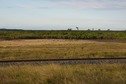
[0,64,126,84]
[0,31,126,84]
[0,39,126,60]
[0,30,126,40]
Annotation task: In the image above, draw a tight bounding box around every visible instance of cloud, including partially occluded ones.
[0,3,49,10]
[51,0,126,10]
[0,0,50,9]
[16,4,49,9]
[1,0,126,10]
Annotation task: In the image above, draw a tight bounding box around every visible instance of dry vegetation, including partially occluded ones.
[0,39,126,84]
[0,64,126,84]
[0,39,126,60]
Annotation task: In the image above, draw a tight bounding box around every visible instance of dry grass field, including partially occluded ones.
[0,64,126,84]
[0,39,126,84]
[0,39,126,60]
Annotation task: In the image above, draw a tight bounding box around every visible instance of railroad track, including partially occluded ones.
[0,58,126,66]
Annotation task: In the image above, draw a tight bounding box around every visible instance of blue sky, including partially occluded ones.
[0,0,126,30]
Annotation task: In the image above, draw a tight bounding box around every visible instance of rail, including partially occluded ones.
[0,58,126,66]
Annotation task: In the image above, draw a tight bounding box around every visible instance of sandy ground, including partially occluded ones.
[0,39,125,47]
[0,39,97,46]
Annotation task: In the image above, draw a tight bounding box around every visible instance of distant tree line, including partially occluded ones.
[0,30,126,40]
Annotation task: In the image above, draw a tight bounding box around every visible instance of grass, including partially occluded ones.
[0,39,126,60]
[0,64,126,84]
[0,30,126,40]
[0,30,126,84]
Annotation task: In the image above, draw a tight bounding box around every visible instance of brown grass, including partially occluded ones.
[0,64,126,84]
[0,39,126,60]
[0,39,96,46]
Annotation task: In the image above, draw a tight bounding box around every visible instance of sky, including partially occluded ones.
[0,0,126,30]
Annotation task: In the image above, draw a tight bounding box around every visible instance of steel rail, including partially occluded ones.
[0,58,126,66]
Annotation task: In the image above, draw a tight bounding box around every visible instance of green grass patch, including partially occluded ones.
[0,30,126,40]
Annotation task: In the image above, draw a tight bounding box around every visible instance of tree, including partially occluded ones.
[76,27,79,30]
[67,28,72,31]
